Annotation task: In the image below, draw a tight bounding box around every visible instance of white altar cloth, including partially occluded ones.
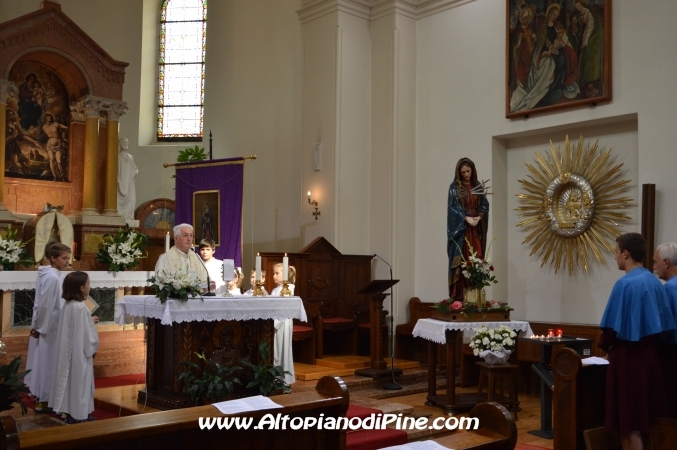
[412,318,533,345]
[115,295,307,326]
[0,270,153,291]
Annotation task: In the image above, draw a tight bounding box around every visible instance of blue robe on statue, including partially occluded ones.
[598,267,676,433]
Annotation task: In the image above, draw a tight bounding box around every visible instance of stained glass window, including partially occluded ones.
[158,0,207,141]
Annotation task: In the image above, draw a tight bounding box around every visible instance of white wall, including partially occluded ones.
[416,0,677,324]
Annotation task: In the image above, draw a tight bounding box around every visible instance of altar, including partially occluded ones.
[413,318,533,414]
[116,295,307,410]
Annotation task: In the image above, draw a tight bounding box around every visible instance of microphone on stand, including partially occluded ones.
[373,253,402,391]
[193,247,216,296]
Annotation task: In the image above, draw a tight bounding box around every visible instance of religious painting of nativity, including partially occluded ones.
[5,63,71,182]
[506,0,611,118]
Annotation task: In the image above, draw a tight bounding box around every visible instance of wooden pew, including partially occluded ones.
[552,347,608,450]
[430,402,517,450]
[292,300,323,365]
[0,376,348,450]
[395,297,448,366]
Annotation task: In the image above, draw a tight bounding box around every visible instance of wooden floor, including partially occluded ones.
[296,355,421,380]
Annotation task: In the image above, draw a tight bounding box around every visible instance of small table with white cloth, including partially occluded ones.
[116,295,307,410]
[413,319,533,414]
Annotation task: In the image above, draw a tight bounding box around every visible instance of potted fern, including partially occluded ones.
[0,357,31,414]
[240,340,291,396]
[179,353,242,405]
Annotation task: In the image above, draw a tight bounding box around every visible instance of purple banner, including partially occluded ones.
[175,157,244,266]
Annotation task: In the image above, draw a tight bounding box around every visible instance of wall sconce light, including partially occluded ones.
[307,191,320,220]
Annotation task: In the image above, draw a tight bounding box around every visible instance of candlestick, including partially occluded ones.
[255,253,261,281]
[283,253,289,280]
[253,280,266,297]
[165,231,170,253]
[280,280,292,297]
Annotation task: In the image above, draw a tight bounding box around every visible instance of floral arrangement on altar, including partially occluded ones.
[456,238,498,291]
[95,225,149,272]
[148,268,202,303]
[435,299,511,314]
[0,225,34,271]
[469,324,517,364]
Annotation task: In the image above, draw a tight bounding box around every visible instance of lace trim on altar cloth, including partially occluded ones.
[412,319,533,345]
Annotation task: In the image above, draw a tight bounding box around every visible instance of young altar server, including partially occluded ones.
[271,264,296,385]
[599,233,676,449]
[25,242,71,412]
[227,267,244,296]
[243,269,269,296]
[198,238,225,295]
[49,271,100,424]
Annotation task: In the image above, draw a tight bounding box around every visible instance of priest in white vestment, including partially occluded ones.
[155,223,211,288]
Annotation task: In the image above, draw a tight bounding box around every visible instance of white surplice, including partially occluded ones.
[155,246,208,282]
[49,300,99,420]
[271,284,295,385]
[24,266,63,401]
[204,257,226,295]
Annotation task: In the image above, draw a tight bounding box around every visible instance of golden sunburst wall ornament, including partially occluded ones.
[515,135,633,275]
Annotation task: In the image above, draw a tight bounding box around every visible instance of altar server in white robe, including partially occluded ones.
[198,238,226,295]
[49,271,99,423]
[155,224,213,292]
[25,242,71,411]
[271,264,296,385]
[227,267,244,296]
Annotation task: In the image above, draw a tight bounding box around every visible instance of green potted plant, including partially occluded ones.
[240,340,291,396]
[179,353,242,405]
[0,356,31,414]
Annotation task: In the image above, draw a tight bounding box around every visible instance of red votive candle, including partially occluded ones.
[556,328,563,337]
[547,329,555,338]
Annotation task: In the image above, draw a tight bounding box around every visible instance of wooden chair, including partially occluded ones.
[431,402,517,450]
[292,300,323,365]
[321,317,358,357]
[356,307,388,358]
[476,362,519,421]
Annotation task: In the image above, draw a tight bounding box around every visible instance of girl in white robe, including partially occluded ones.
[271,264,296,385]
[25,242,71,411]
[243,269,269,296]
[49,271,100,423]
[227,267,244,296]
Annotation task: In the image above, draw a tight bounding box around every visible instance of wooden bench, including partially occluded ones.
[429,402,517,450]
[0,376,349,450]
[395,297,448,366]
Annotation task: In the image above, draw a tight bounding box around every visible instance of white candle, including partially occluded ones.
[165,231,170,253]
[283,253,289,280]
[256,253,261,280]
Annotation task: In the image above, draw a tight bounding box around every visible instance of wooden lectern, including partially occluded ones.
[354,279,402,379]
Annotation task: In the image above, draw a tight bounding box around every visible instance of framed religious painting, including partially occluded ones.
[193,190,220,246]
[506,0,611,118]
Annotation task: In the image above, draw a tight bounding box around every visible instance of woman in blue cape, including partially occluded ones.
[447,158,489,300]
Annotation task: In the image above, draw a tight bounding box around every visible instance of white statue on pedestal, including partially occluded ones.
[117,137,138,221]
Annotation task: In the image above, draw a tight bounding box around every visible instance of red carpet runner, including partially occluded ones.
[346,405,408,450]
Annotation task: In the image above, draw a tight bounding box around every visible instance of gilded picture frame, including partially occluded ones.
[506,0,612,118]
[193,190,220,246]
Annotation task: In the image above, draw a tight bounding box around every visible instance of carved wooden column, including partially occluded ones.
[102,101,127,216]
[80,96,104,214]
[0,81,17,211]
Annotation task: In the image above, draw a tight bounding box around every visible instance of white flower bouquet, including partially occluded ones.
[148,268,202,303]
[95,225,149,272]
[469,324,517,364]
[0,225,33,270]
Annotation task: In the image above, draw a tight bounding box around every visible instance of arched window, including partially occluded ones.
[157,0,207,141]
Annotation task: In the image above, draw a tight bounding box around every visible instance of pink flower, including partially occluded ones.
[490,265,494,271]
[451,301,463,310]
[440,299,448,305]
[490,300,496,304]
